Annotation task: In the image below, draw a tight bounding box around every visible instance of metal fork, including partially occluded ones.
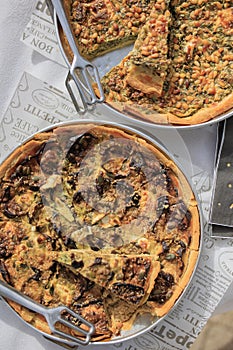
[0,280,95,346]
[47,0,105,114]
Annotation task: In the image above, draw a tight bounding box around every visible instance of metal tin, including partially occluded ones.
[50,1,233,130]
[0,119,203,348]
[93,99,233,131]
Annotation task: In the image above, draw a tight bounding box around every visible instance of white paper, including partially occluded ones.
[20,0,66,66]
[0,72,79,162]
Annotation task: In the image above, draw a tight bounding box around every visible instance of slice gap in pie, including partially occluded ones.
[55,250,161,305]
[126,8,172,96]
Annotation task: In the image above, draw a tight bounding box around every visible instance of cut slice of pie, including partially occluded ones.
[126,8,171,96]
[0,235,113,341]
[56,249,161,305]
[62,0,156,59]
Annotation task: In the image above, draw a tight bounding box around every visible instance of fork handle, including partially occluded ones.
[51,0,81,64]
[0,280,45,315]
[49,0,105,112]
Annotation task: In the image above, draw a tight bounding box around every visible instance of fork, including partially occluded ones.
[47,0,105,114]
[0,280,95,346]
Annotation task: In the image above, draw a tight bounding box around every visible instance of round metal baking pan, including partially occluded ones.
[51,3,233,130]
[0,119,203,347]
[93,100,233,131]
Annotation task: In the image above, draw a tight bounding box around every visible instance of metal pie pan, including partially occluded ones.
[0,119,203,347]
[51,4,233,131]
[93,101,233,131]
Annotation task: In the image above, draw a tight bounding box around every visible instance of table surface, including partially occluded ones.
[1,1,233,349]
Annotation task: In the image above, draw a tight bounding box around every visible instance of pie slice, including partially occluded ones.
[62,0,156,59]
[56,249,161,305]
[97,54,175,124]
[0,236,113,341]
[126,8,171,96]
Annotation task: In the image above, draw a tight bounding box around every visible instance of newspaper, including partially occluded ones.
[1,71,233,350]
[20,0,131,78]
[0,72,80,162]
[20,0,65,66]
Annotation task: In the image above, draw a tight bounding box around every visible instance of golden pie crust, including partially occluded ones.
[0,123,200,341]
[62,0,233,125]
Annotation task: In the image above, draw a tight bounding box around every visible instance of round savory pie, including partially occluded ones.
[0,122,200,342]
[61,0,233,125]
